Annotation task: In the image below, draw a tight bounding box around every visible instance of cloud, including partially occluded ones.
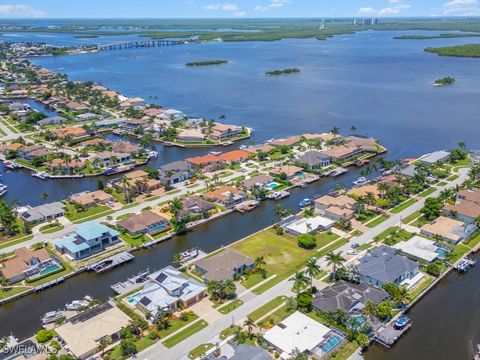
[358,7,378,14]
[378,3,411,15]
[234,11,246,16]
[205,3,239,11]
[0,4,45,18]
[254,0,290,12]
[358,1,411,16]
[442,0,480,15]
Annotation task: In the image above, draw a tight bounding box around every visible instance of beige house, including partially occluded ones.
[71,190,114,208]
[314,195,357,221]
[421,216,477,244]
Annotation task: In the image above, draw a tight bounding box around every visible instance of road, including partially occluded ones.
[136,167,470,360]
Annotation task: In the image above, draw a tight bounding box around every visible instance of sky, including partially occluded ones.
[0,0,479,19]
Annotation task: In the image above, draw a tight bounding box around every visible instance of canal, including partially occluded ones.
[0,167,362,339]
[365,253,480,360]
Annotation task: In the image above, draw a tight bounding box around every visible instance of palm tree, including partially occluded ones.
[169,198,183,219]
[393,286,411,306]
[254,256,267,277]
[120,176,130,204]
[172,252,183,268]
[243,317,255,337]
[289,271,308,298]
[99,336,112,356]
[305,257,321,290]
[363,299,376,321]
[0,275,10,291]
[207,280,220,300]
[286,296,297,311]
[377,182,390,198]
[221,279,236,299]
[365,191,376,208]
[326,251,345,279]
[330,126,340,136]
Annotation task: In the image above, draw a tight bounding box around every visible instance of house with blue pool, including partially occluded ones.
[54,221,120,260]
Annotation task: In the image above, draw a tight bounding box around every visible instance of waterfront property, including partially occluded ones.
[443,189,480,224]
[296,150,331,170]
[356,245,419,288]
[202,186,247,208]
[181,196,215,215]
[70,190,114,208]
[158,160,194,185]
[241,174,274,191]
[420,216,476,244]
[194,248,254,283]
[117,210,170,236]
[0,246,59,283]
[217,150,251,164]
[418,150,451,165]
[322,146,363,162]
[281,214,335,235]
[314,194,357,221]
[19,201,66,224]
[312,280,389,314]
[269,164,303,180]
[55,302,131,360]
[131,266,206,314]
[392,236,444,263]
[263,311,345,359]
[54,221,120,260]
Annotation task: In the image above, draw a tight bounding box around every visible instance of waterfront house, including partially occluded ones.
[181,196,215,215]
[348,183,381,199]
[271,135,301,147]
[344,136,382,153]
[241,174,274,191]
[314,195,357,221]
[194,248,254,283]
[420,216,476,244]
[65,101,89,113]
[19,202,66,224]
[22,147,53,161]
[177,128,205,142]
[18,144,45,159]
[443,190,480,224]
[312,280,389,314]
[95,151,131,168]
[55,303,131,360]
[296,150,331,170]
[76,112,102,122]
[208,123,243,140]
[162,108,184,120]
[356,246,419,288]
[37,116,66,126]
[117,210,170,236]
[94,118,125,128]
[143,107,165,118]
[244,144,276,155]
[47,158,86,173]
[133,266,206,314]
[120,97,146,110]
[392,236,443,263]
[263,311,345,359]
[0,247,58,283]
[52,126,88,140]
[202,186,247,208]
[218,149,251,164]
[186,154,225,171]
[121,118,150,132]
[269,164,303,180]
[282,215,335,235]
[70,190,113,208]
[112,170,162,195]
[322,146,363,162]
[80,138,112,148]
[54,221,120,260]
[111,141,141,155]
[158,160,194,185]
[419,150,451,165]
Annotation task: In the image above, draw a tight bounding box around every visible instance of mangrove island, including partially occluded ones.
[185,60,228,67]
[434,76,456,86]
[265,67,300,76]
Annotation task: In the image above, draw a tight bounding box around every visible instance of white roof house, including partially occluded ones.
[419,150,450,165]
[263,312,334,358]
[393,236,440,262]
[284,215,335,235]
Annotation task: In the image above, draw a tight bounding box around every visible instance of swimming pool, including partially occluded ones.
[319,335,342,353]
[126,292,142,305]
[149,224,169,234]
[436,248,449,258]
[265,182,279,190]
[347,315,367,329]
[38,264,61,276]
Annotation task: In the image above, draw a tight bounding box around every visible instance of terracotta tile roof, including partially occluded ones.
[186,154,222,166]
[218,150,250,162]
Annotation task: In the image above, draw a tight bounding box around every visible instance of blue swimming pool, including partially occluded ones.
[320,335,342,353]
[347,315,367,329]
[38,264,61,276]
[265,182,279,190]
[126,292,142,305]
[436,248,449,258]
[150,224,168,234]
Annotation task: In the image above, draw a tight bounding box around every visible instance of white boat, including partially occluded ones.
[353,177,368,186]
[330,167,348,177]
[456,259,470,272]
[65,295,93,311]
[41,310,64,325]
[239,145,247,150]
[148,150,158,159]
[267,190,290,200]
[32,171,48,180]
[210,151,222,155]
[0,184,7,197]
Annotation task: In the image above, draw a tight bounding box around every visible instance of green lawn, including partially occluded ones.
[39,223,64,234]
[437,181,448,186]
[158,312,199,339]
[231,228,316,279]
[116,213,133,220]
[248,295,287,322]
[0,286,31,300]
[166,189,182,195]
[258,303,295,327]
[65,203,113,222]
[241,271,272,288]
[374,226,400,241]
[419,187,436,197]
[109,335,157,359]
[316,238,349,258]
[122,202,140,210]
[365,214,389,228]
[412,216,429,228]
[448,243,471,264]
[316,231,340,248]
[251,276,283,295]
[408,274,435,303]
[163,320,208,348]
[402,211,421,224]
[218,298,243,314]
[188,343,214,359]
[448,174,460,181]
[464,231,480,249]
[26,260,73,286]
[391,199,417,213]
[220,325,241,340]
[119,233,147,247]
[329,340,360,360]
[0,234,34,250]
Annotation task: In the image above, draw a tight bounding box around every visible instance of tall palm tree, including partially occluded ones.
[254,256,267,277]
[243,317,255,337]
[289,271,308,298]
[326,251,345,278]
[169,198,183,218]
[120,176,130,204]
[363,299,376,321]
[393,286,411,306]
[330,126,340,136]
[305,257,321,290]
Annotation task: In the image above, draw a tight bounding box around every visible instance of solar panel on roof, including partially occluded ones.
[139,297,151,307]
[155,273,167,283]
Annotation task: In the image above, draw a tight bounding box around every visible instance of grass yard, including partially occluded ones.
[241,271,272,289]
[407,274,434,303]
[391,198,417,213]
[39,223,64,234]
[258,303,295,327]
[0,286,31,300]
[437,181,448,186]
[374,226,400,241]
[116,213,133,220]
[65,203,113,222]
[316,231,340,248]
[412,216,429,228]
[329,340,360,360]
[464,231,480,249]
[447,174,459,181]
[163,320,208,348]
[158,312,199,339]
[251,276,283,295]
[419,187,436,197]
[402,211,421,224]
[0,234,34,250]
[365,214,389,228]
[231,228,316,280]
[248,295,287,322]
[218,298,243,314]
[316,238,349,258]
[188,343,214,359]
[448,243,471,264]
[119,233,147,247]
[220,325,241,340]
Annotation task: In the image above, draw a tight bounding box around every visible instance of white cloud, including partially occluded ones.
[234,11,246,16]
[443,0,480,15]
[378,3,411,15]
[205,3,239,11]
[358,7,377,14]
[254,0,290,12]
[389,0,401,3]
[0,4,45,18]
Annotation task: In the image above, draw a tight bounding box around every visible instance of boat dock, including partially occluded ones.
[88,251,134,274]
[235,200,260,213]
[110,269,151,295]
[373,322,412,348]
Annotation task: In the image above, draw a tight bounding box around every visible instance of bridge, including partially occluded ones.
[97,40,186,51]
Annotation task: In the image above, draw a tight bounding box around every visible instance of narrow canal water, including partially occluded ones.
[0,168,362,339]
[365,253,480,360]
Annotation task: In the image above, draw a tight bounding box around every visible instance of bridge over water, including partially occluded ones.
[97,39,186,51]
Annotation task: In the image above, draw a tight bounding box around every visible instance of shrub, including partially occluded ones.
[297,292,313,311]
[35,329,55,343]
[275,227,284,236]
[297,234,316,249]
[426,262,441,277]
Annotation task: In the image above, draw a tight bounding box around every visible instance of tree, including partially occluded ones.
[330,126,340,136]
[243,317,255,337]
[172,252,183,268]
[120,338,137,356]
[375,301,393,320]
[350,125,357,134]
[120,176,131,204]
[254,256,267,277]
[0,201,17,235]
[421,197,443,221]
[288,348,309,360]
[297,233,317,249]
[222,279,236,299]
[297,292,313,311]
[289,271,308,298]
[326,251,345,278]
[356,333,369,348]
[35,329,55,343]
[426,262,441,277]
[99,336,112,356]
[363,299,376,321]
[0,275,10,291]
[169,197,183,218]
[305,257,321,290]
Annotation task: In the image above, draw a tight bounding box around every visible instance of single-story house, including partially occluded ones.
[269,165,303,180]
[158,160,194,185]
[322,146,363,161]
[244,144,276,155]
[282,215,335,235]
[37,116,66,126]
[177,128,205,142]
[392,236,442,263]
[70,190,113,208]
[55,303,131,359]
[117,210,170,236]
[0,247,57,284]
[19,202,66,224]
[312,280,389,314]
[241,174,274,190]
[133,266,206,314]
[357,246,419,288]
[94,118,125,128]
[419,150,451,165]
[421,216,476,244]
[194,248,254,283]
[52,126,88,140]
[186,154,224,170]
[54,221,120,260]
[344,136,381,153]
[202,186,247,208]
[182,196,215,215]
[296,151,331,169]
[443,190,480,224]
[208,123,242,140]
[271,136,301,147]
[111,141,140,155]
[95,151,131,167]
[218,150,251,164]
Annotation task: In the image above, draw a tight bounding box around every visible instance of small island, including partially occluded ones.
[425,44,480,58]
[186,60,228,67]
[434,76,455,86]
[265,68,300,76]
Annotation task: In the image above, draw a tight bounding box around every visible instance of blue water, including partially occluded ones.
[320,335,342,353]
[265,182,279,190]
[38,264,61,276]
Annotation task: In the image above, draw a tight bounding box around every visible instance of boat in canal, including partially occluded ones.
[0,183,7,197]
[266,190,290,200]
[474,344,480,360]
[353,176,368,186]
[31,171,48,180]
[299,198,312,207]
[65,295,93,311]
[41,310,64,326]
[394,315,411,329]
[456,259,472,272]
[329,167,348,177]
